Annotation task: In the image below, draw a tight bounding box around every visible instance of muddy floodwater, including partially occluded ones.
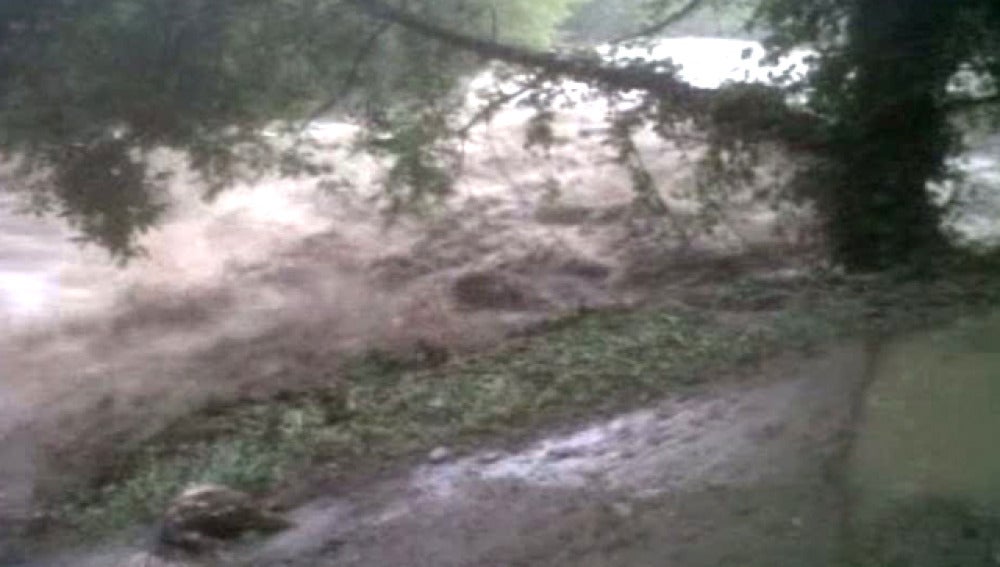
[0,37,996,327]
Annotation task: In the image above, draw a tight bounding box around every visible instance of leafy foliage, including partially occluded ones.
[755,0,1000,269]
[561,0,647,42]
[0,0,579,257]
[1,0,998,269]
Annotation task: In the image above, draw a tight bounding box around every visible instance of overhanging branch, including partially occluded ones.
[342,0,827,152]
[342,0,713,112]
[458,79,541,137]
[305,19,393,125]
[944,93,1000,112]
[612,0,706,44]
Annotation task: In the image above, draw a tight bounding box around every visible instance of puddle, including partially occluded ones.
[412,397,755,496]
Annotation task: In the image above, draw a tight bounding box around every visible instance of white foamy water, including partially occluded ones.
[945,135,1000,244]
[0,272,55,319]
[602,37,813,89]
[0,141,363,327]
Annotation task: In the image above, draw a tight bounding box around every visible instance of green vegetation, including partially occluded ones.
[492,0,587,47]
[1,0,997,270]
[0,0,580,257]
[850,497,1000,567]
[847,314,1000,566]
[563,0,758,42]
[51,270,1000,540]
[757,0,1000,270]
[560,0,646,42]
[59,309,736,538]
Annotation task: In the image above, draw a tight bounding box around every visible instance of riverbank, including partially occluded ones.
[4,264,998,566]
[5,262,996,560]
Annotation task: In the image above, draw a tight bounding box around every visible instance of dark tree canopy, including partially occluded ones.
[758,0,1000,269]
[1,0,998,269]
[0,0,582,255]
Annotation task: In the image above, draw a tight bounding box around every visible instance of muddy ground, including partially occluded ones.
[246,343,867,567]
[21,316,1000,567]
[19,342,870,566]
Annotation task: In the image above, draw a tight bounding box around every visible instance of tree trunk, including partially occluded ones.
[822,0,957,271]
[350,0,962,271]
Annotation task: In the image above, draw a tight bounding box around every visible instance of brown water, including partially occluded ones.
[0,37,816,327]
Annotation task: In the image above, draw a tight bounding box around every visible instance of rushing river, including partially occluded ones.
[0,37,997,327]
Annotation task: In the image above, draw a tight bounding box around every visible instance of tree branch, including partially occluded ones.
[458,80,539,137]
[342,0,713,113]
[612,0,706,44]
[342,0,827,153]
[944,93,1000,112]
[304,19,394,126]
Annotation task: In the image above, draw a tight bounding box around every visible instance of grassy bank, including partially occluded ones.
[48,269,1000,540]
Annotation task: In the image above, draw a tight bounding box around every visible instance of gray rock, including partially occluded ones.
[610,501,635,519]
[159,484,291,553]
[546,446,585,460]
[428,447,453,464]
[477,451,504,464]
[451,271,541,311]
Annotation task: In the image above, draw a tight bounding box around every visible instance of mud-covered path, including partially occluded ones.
[241,343,867,567]
[0,397,35,563]
[22,313,1000,567]
[19,342,867,567]
[18,310,1000,567]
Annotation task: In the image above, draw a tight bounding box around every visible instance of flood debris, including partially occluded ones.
[158,484,291,554]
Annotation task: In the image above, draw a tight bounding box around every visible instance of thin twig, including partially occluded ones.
[301,20,393,130]
[944,93,1000,113]
[611,0,707,45]
[343,0,711,109]
[457,79,541,137]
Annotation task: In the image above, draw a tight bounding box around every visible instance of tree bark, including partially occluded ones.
[820,0,955,270]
